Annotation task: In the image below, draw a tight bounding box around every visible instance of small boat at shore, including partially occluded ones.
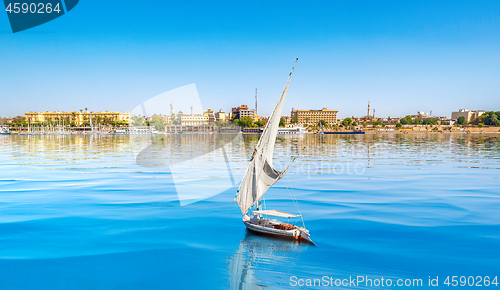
[277,125,307,134]
[234,59,315,245]
[114,126,159,135]
[0,125,11,135]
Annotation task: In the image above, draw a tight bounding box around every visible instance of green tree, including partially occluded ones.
[342,117,352,127]
[400,115,413,125]
[352,121,357,126]
[151,114,166,131]
[239,116,254,127]
[478,123,485,127]
[457,116,465,125]
[291,117,298,124]
[12,116,25,123]
[131,115,145,126]
[396,123,402,128]
[279,117,288,127]
[233,119,240,126]
[254,120,264,127]
[490,114,497,126]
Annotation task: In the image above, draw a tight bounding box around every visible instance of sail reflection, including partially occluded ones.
[228,232,307,290]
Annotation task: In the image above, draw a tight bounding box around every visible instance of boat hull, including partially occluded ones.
[243,219,315,245]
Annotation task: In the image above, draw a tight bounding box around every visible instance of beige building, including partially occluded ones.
[180,114,209,126]
[451,109,484,123]
[214,110,227,122]
[203,109,216,123]
[291,108,338,126]
[0,117,13,124]
[232,105,256,121]
[25,111,130,125]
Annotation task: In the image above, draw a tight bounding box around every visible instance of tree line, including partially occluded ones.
[466,111,500,126]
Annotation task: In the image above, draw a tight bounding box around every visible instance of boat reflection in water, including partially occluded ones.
[228,232,308,289]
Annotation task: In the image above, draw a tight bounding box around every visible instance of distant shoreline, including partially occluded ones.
[3,125,500,135]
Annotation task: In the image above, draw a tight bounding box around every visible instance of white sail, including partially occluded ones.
[236,59,297,215]
[90,115,94,133]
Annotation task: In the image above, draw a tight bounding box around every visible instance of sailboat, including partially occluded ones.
[90,114,94,134]
[233,58,315,245]
[316,120,325,135]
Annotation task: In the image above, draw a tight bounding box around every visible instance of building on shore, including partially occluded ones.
[290,108,338,126]
[451,109,484,122]
[25,111,130,125]
[214,110,227,123]
[411,111,430,119]
[164,124,215,133]
[232,105,256,121]
[177,109,229,126]
[0,117,13,124]
[180,114,209,126]
[411,112,450,124]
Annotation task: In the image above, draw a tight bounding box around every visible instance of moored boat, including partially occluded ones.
[324,131,365,134]
[0,124,11,135]
[277,126,307,134]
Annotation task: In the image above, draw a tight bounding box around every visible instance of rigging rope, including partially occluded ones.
[282,149,306,228]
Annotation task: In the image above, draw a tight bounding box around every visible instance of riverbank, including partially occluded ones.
[311,126,500,134]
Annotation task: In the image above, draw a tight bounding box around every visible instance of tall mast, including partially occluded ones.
[255,88,258,115]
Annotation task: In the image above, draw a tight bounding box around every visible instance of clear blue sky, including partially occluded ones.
[1,0,499,118]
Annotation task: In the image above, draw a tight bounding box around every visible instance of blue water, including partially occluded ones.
[0,133,499,289]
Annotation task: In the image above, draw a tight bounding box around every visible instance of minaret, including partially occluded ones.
[170,102,174,117]
[191,106,193,115]
[367,101,371,118]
